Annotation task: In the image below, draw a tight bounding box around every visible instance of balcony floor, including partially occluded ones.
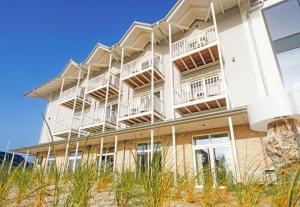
[80,122,116,134]
[119,111,164,126]
[87,85,119,101]
[53,130,78,139]
[175,95,226,115]
[174,44,219,73]
[60,97,89,110]
[122,68,164,89]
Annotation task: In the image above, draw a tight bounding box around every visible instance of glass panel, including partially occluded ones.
[193,135,210,145]
[137,151,148,176]
[195,149,212,186]
[213,147,234,186]
[211,133,230,144]
[68,160,74,172]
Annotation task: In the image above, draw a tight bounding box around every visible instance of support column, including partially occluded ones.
[116,48,124,130]
[44,146,51,174]
[103,53,113,133]
[211,2,241,181]
[168,23,175,120]
[78,64,91,137]
[98,138,104,175]
[73,141,79,172]
[64,69,82,171]
[113,135,118,172]
[23,150,29,172]
[53,78,65,135]
[8,152,15,174]
[172,126,177,185]
[150,31,155,161]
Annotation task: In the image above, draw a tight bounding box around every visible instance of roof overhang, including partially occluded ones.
[84,43,111,68]
[13,107,248,154]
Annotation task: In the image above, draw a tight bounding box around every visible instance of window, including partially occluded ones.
[136,142,161,176]
[68,151,82,172]
[46,154,56,173]
[193,133,235,187]
[263,0,300,91]
[98,147,114,173]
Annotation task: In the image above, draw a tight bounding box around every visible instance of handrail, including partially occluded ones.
[53,116,80,134]
[87,72,120,92]
[81,111,117,128]
[174,74,223,105]
[60,86,85,102]
[172,26,217,59]
[119,95,164,118]
[122,55,163,78]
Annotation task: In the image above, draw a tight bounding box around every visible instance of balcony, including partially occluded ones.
[53,117,85,138]
[121,55,164,89]
[59,86,91,110]
[80,111,117,134]
[86,73,120,101]
[119,95,164,126]
[174,75,226,115]
[171,26,219,73]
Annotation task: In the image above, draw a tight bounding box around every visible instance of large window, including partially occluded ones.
[263,0,300,91]
[193,133,235,187]
[136,142,161,176]
[98,147,114,173]
[46,154,56,173]
[68,151,82,172]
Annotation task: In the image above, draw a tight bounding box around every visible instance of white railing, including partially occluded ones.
[122,55,163,79]
[174,75,223,105]
[81,111,117,128]
[60,86,85,103]
[53,117,80,134]
[87,72,120,93]
[172,26,217,59]
[119,95,164,118]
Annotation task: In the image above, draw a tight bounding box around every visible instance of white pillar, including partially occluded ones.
[228,116,241,182]
[8,152,15,174]
[116,48,124,130]
[44,146,51,174]
[113,135,118,172]
[23,150,29,172]
[64,69,82,171]
[98,138,104,175]
[172,126,177,184]
[150,31,155,161]
[103,53,113,133]
[78,64,91,137]
[211,1,241,182]
[168,23,175,119]
[53,78,65,134]
[73,141,79,172]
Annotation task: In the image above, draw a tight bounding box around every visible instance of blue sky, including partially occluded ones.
[0,0,177,151]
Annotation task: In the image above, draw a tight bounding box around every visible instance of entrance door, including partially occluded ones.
[193,133,235,187]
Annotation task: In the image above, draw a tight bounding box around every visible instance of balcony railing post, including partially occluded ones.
[103,53,113,133]
[203,78,207,98]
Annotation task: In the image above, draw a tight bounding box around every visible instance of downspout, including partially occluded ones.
[246,0,270,96]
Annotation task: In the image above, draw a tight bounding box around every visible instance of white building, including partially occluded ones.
[15,0,300,186]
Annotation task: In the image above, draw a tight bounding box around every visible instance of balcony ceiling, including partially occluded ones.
[60,59,85,79]
[85,43,111,68]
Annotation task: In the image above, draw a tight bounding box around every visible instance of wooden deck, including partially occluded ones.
[119,111,164,126]
[122,68,164,89]
[175,96,226,115]
[174,45,219,73]
[87,85,119,101]
[80,122,116,134]
[60,97,88,110]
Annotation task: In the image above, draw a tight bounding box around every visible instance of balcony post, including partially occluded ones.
[23,150,29,172]
[211,2,241,182]
[172,125,177,186]
[113,135,118,172]
[63,69,82,171]
[44,145,51,174]
[150,31,155,160]
[168,23,175,120]
[8,152,15,174]
[116,48,124,130]
[98,137,104,175]
[73,141,79,172]
[103,53,113,133]
[53,78,65,135]
[78,64,91,138]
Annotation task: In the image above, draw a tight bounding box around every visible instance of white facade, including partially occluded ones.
[24,0,299,145]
